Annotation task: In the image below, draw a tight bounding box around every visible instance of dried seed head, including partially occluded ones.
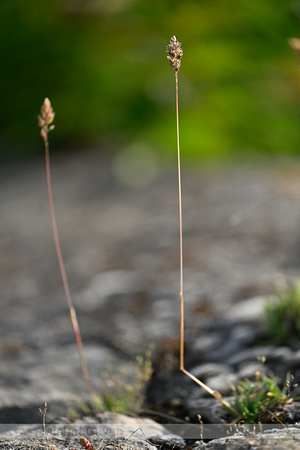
[38,98,55,137]
[166,35,183,72]
[39,98,55,126]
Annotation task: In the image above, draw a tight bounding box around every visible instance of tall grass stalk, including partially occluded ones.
[166,36,238,416]
[38,98,96,400]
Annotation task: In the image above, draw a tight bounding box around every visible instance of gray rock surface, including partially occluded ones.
[2,151,300,448]
[194,427,300,449]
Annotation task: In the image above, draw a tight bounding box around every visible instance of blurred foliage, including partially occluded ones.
[265,279,300,343]
[1,0,300,161]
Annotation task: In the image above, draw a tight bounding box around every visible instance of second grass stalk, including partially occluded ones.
[167,36,238,416]
[39,98,95,400]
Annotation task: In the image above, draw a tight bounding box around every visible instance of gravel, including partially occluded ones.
[2,151,300,448]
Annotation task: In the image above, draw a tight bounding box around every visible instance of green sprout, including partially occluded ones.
[97,345,154,416]
[265,279,300,343]
[227,357,294,423]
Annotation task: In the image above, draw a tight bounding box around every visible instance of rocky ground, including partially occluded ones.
[1,150,300,448]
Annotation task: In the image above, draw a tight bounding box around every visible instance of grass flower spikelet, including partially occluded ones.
[38,97,55,138]
[166,36,183,72]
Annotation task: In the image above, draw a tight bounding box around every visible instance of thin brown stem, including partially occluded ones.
[181,368,239,415]
[175,71,184,372]
[176,72,183,297]
[43,134,95,400]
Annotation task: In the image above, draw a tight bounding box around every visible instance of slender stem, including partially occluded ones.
[175,71,185,372]
[44,135,95,399]
[167,37,240,419]
[39,402,47,437]
[175,72,183,297]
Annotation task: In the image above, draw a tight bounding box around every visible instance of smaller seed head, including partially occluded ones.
[39,98,55,126]
[38,98,55,137]
[166,35,183,72]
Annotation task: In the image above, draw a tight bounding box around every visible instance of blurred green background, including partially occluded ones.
[1,0,300,162]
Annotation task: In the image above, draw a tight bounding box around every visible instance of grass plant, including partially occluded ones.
[167,35,238,417]
[68,346,153,420]
[96,347,153,415]
[227,357,296,423]
[167,35,300,424]
[39,98,96,400]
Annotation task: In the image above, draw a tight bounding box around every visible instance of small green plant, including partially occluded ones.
[97,346,154,415]
[227,357,294,423]
[265,279,300,342]
[69,345,154,420]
